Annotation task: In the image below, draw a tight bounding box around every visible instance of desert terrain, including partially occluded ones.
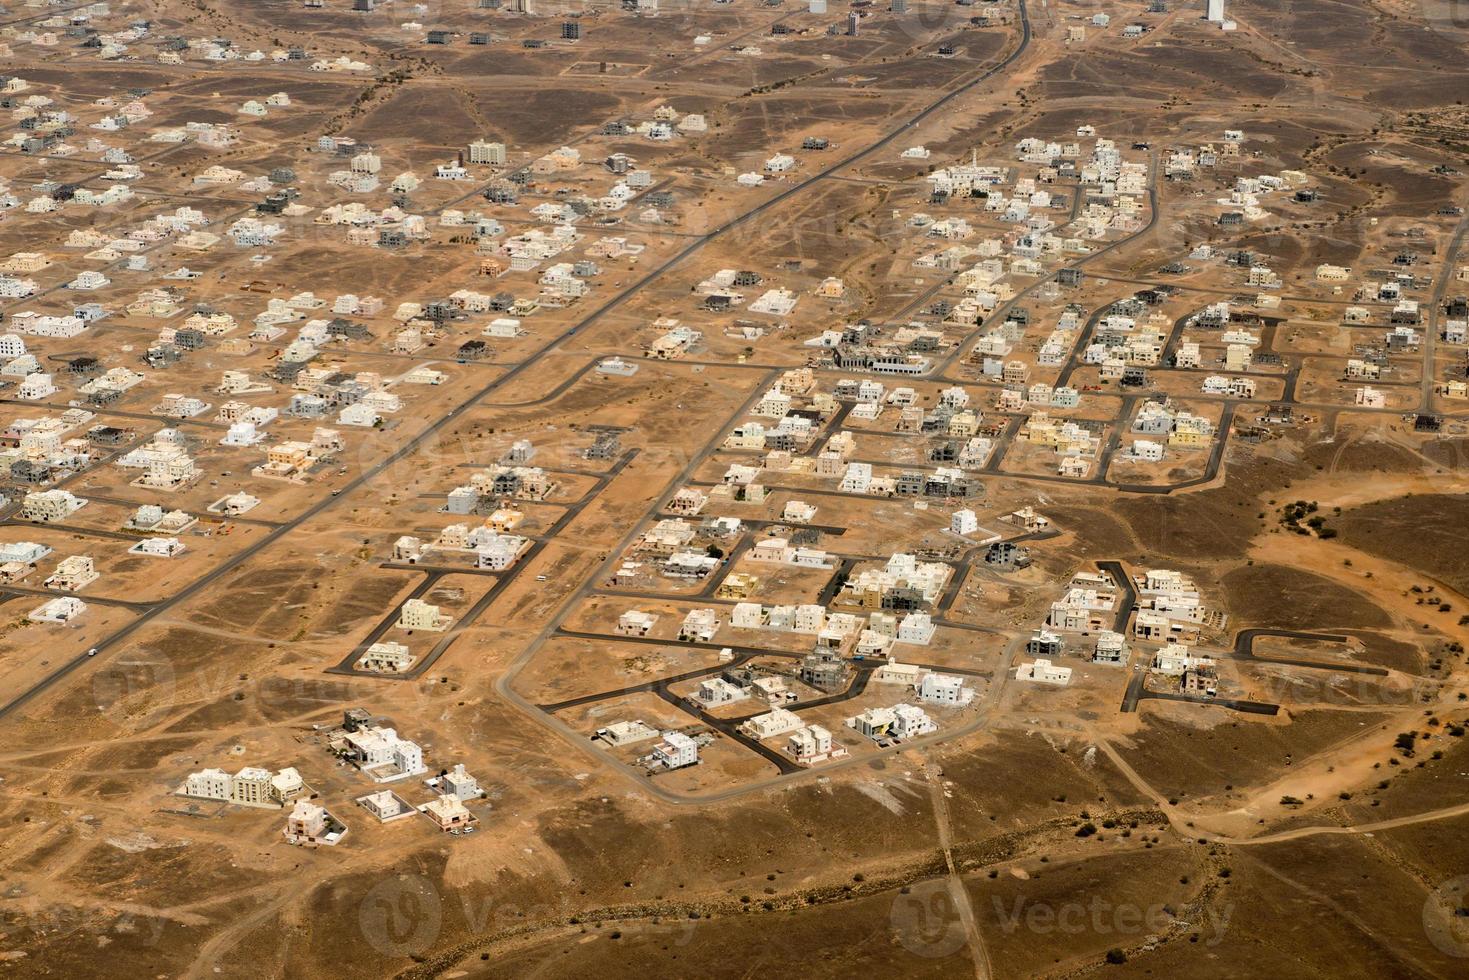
[0,0,1467,977]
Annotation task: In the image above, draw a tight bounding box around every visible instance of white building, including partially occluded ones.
[617,610,658,636]
[1152,642,1213,675]
[208,492,261,516]
[678,608,720,642]
[1094,631,1128,664]
[788,725,834,762]
[840,462,873,493]
[231,768,274,807]
[440,764,483,800]
[697,676,748,705]
[129,537,185,558]
[1017,658,1072,685]
[742,707,804,739]
[897,611,936,645]
[180,765,299,808]
[137,453,198,491]
[951,509,979,536]
[847,704,936,739]
[29,596,86,623]
[651,731,699,769]
[284,800,329,841]
[0,542,50,565]
[182,768,232,801]
[17,373,56,400]
[340,725,426,781]
[918,672,974,705]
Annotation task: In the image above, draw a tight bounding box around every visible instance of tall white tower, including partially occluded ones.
[1206,0,1225,22]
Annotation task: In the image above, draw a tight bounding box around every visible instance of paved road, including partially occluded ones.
[492,375,783,798]
[937,151,1162,381]
[325,450,640,679]
[1420,213,1469,412]
[538,653,759,713]
[1136,688,1280,715]
[1119,671,1146,713]
[1096,559,1137,633]
[0,585,155,612]
[1119,668,1280,715]
[1,519,152,545]
[490,2,1041,801]
[2,13,1062,723]
[1231,627,1386,676]
[1121,625,1382,712]
[649,683,804,776]
[0,396,231,432]
[77,493,283,529]
[696,407,1239,496]
[0,208,716,720]
[4,3,1044,803]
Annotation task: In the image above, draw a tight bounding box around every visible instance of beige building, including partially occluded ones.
[421,793,475,832]
[358,641,414,673]
[398,598,452,632]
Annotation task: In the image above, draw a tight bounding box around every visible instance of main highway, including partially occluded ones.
[0,4,1036,732]
[492,2,1038,806]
